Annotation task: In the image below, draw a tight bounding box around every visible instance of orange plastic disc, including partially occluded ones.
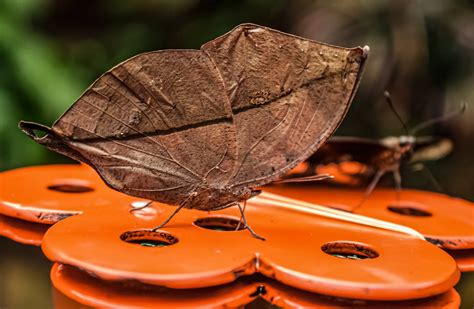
[51,263,460,308]
[51,263,255,308]
[42,198,459,300]
[0,213,49,246]
[0,164,139,224]
[265,186,474,249]
[445,249,474,272]
[264,279,461,309]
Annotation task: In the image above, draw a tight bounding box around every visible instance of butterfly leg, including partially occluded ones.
[393,169,402,205]
[235,202,265,241]
[129,200,153,213]
[412,163,444,192]
[354,169,385,211]
[235,200,247,231]
[151,192,197,231]
[151,203,186,232]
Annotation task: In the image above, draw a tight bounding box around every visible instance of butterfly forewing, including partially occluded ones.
[410,136,453,162]
[47,50,237,205]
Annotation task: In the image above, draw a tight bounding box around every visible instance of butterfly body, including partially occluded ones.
[374,135,416,173]
[182,185,260,211]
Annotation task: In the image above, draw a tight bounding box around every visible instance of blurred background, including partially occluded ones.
[0,0,472,308]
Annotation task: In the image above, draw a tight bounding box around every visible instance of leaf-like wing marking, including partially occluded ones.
[20,50,237,205]
[202,24,369,188]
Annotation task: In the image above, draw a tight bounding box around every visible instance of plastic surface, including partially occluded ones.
[445,249,474,272]
[0,164,464,300]
[0,164,136,224]
[0,213,49,246]
[41,194,460,300]
[51,263,461,309]
[266,185,474,249]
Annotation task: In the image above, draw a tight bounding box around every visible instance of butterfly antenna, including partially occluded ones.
[412,102,467,134]
[393,170,402,205]
[384,91,410,135]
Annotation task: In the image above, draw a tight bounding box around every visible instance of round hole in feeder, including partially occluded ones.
[194,215,246,231]
[120,230,178,247]
[387,204,432,217]
[47,179,94,193]
[321,241,379,260]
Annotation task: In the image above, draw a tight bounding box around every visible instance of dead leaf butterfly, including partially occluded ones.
[19,24,369,239]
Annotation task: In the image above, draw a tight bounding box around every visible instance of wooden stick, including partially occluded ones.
[249,191,425,240]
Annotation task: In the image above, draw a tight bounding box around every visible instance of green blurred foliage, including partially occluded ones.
[0,0,473,308]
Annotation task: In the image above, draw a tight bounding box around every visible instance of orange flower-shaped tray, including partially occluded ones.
[41,196,460,301]
[51,263,460,308]
[0,164,467,300]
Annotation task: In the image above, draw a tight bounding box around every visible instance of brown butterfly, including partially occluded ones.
[285,92,464,207]
[19,24,369,239]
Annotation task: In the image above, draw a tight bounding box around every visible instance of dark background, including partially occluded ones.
[0,0,473,308]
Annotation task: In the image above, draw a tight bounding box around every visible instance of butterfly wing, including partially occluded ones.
[309,136,391,165]
[411,136,453,162]
[20,50,237,205]
[281,136,389,186]
[202,24,369,189]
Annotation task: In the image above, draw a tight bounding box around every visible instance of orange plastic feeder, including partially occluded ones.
[51,263,460,308]
[0,164,468,304]
[41,195,460,300]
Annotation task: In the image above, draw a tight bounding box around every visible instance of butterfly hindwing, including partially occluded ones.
[202,24,368,189]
